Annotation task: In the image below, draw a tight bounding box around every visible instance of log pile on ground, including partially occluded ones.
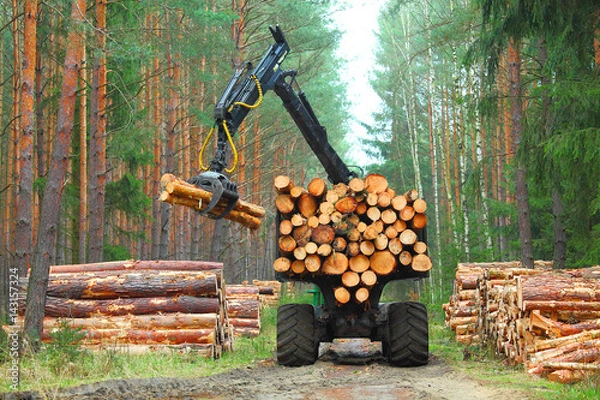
[18,260,234,358]
[273,174,432,305]
[252,280,283,307]
[225,284,261,337]
[159,173,266,230]
[444,262,600,383]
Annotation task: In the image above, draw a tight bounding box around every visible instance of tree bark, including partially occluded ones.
[25,0,87,345]
[15,0,38,275]
[88,0,108,262]
[508,38,533,268]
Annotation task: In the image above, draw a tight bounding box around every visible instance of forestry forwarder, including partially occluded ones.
[188,25,429,367]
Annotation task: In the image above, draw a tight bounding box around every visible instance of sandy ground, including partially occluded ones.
[5,339,536,400]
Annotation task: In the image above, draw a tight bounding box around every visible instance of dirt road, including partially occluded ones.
[8,340,533,400]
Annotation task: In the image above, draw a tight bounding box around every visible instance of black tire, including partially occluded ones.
[276,303,319,366]
[383,301,429,366]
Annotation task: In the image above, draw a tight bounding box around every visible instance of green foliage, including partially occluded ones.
[41,321,88,375]
[103,244,132,261]
[105,172,151,219]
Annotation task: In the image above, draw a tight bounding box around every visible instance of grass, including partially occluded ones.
[0,306,279,393]
[1,297,598,398]
[427,305,600,400]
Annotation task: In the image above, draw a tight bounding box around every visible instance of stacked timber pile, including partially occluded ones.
[19,260,234,358]
[159,173,266,230]
[443,261,551,347]
[252,280,283,307]
[444,262,600,383]
[273,173,432,305]
[225,284,261,337]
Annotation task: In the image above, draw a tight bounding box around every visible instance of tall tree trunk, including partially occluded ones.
[508,38,533,268]
[88,0,107,262]
[78,45,87,263]
[538,37,566,269]
[7,0,20,276]
[151,15,161,259]
[15,0,38,276]
[424,0,441,303]
[25,0,86,343]
[159,12,177,259]
[0,7,7,321]
[595,9,600,72]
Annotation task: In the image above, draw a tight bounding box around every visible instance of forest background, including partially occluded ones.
[1,0,599,332]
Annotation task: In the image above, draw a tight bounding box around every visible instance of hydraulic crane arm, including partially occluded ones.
[188,25,355,218]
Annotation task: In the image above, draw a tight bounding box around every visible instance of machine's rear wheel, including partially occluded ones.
[277,303,319,366]
[383,301,429,366]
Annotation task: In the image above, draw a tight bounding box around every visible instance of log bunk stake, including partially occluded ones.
[17,260,235,358]
[273,174,432,305]
[444,262,600,383]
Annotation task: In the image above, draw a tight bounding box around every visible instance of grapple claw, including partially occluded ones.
[187,171,239,219]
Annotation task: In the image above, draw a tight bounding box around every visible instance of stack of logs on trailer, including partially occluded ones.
[444,262,600,383]
[273,173,432,305]
[18,260,234,358]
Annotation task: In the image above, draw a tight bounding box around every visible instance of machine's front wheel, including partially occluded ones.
[383,301,429,366]
[277,303,319,366]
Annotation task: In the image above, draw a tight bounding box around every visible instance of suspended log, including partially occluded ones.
[162,174,265,218]
[161,192,261,230]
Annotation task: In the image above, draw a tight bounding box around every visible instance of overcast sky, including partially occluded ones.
[332,0,384,167]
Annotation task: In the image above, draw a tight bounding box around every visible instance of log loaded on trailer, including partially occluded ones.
[168,25,431,367]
